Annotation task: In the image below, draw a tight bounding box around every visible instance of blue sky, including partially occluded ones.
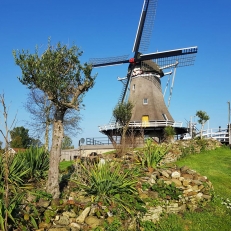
[0,0,231,147]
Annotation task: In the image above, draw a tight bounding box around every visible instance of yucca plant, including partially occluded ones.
[15,147,49,181]
[0,154,30,231]
[136,138,169,169]
[0,190,26,231]
[0,154,30,188]
[72,162,144,215]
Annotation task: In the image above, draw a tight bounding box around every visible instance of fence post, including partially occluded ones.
[228,102,231,148]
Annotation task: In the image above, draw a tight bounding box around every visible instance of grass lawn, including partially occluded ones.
[176,145,231,198]
[59,160,73,172]
[154,145,231,231]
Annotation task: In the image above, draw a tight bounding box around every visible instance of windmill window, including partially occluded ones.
[143,98,148,104]
[162,114,168,121]
[133,84,135,90]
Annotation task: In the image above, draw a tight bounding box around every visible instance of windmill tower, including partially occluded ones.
[90,0,197,143]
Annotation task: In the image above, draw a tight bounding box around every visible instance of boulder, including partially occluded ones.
[84,216,102,229]
[76,207,91,223]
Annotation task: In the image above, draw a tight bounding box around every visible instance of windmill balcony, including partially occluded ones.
[98,120,183,131]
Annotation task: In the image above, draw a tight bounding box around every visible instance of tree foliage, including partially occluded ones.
[13,41,96,198]
[61,135,74,149]
[13,41,94,109]
[30,138,43,147]
[164,126,176,143]
[112,101,133,156]
[10,126,32,148]
[196,110,210,139]
[113,101,133,126]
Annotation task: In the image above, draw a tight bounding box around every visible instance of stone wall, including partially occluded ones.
[35,165,213,230]
[160,138,222,164]
[140,166,213,223]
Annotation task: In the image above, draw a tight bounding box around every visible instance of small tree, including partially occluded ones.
[113,101,133,156]
[196,110,210,139]
[13,41,96,198]
[164,126,175,143]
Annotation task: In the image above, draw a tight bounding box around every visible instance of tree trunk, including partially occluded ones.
[120,125,129,157]
[44,99,52,151]
[44,121,49,151]
[46,107,66,198]
[200,123,204,139]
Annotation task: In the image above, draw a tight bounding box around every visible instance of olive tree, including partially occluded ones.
[196,110,210,139]
[13,42,96,198]
[113,101,133,156]
[164,126,175,143]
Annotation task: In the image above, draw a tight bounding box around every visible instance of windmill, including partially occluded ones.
[90,0,197,143]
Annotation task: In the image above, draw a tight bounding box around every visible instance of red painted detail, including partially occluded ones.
[129,58,135,63]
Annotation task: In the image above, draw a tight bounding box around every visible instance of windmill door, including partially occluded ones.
[142,115,149,127]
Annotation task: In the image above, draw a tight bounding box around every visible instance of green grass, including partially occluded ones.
[176,145,231,198]
[154,146,231,231]
[59,160,73,172]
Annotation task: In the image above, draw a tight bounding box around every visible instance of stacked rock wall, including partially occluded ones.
[140,166,213,223]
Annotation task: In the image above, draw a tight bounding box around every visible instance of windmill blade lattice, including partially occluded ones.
[138,47,197,70]
[133,0,158,54]
[89,55,129,68]
[156,54,196,69]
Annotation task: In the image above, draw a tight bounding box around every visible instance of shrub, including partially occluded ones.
[140,220,156,231]
[0,154,29,230]
[164,126,175,142]
[0,154,29,187]
[136,139,169,169]
[15,147,49,181]
[72,162,145,217]
[151,180,182,200]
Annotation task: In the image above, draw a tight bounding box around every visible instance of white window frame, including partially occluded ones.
[143,98,148,104]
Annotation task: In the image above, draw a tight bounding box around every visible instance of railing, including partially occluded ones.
[86,137,113,145]
[200,128,229,142]
[98,121,183,131]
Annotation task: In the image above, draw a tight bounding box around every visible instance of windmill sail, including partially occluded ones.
[133,0,158,55]
[89,55,129,68]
